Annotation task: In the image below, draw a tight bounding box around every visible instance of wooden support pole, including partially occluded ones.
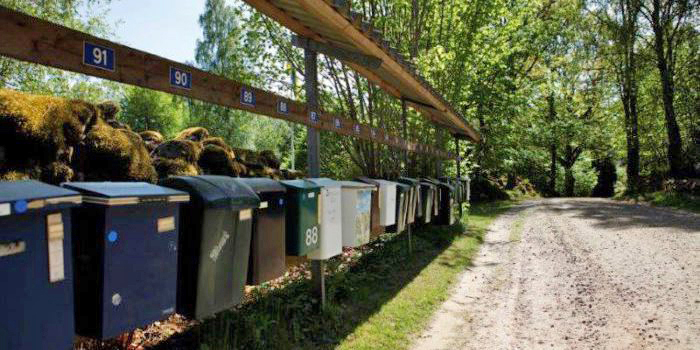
[305,47,325,309]
[456,135,463,219]
[402,99,412,254]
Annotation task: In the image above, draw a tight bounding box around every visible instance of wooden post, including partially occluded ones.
[401,99,413,254]
[305,47,325,309]
[456,135,463,218]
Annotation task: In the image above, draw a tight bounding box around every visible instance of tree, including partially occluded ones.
[640,0,698,178]
[119,87,187,137]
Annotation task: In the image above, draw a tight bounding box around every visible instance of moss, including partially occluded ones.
[176,127,210,142]
[0,88,99,168]
[79,119,157,182]
[280,169,305,179]
[139,131,164,153]
[231,147,258,163]
[0,169,33,181]
[96,101,120,121]
[258,150,280,169]
[40,162,74,184]
[154,140,203,163]
[153,158,200,179]
[198,144,241,176]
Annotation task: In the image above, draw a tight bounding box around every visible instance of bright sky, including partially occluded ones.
[103,0,207,64]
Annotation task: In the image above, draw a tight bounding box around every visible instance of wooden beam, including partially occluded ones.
[0,6,455,158]
[292,0,480,143]
[292,35,382,69]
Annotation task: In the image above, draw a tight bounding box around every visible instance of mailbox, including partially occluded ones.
[159,176,259,319]
[398,177,421,225]
[418,181,436,224]
[306,178,342,260]
[280,180,321,256]
[372,179,397,227]
[387,182,410,233]
[236,178,287,285]
[354,177,384,239]
[0,180,81,350]
[338,181,374,247]
[63,182,188,339]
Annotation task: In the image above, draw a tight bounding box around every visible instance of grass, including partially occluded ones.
[149,200,516,350]
[617,191,700,214]
[508,211,526,242]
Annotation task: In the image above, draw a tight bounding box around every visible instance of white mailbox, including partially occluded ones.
[338,181,375,247]
[307,178,342,260]
[372,179,397,227]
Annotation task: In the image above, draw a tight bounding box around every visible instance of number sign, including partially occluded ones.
[240,87,256,107]
[277,100,289,114]
[334,118,341,128]
[310,111,319,123]
[354,124,360,134]
[371,129,377,138]
[83,42,115,71]
[170,67,191,89]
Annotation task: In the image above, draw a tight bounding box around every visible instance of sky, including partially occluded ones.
[101,0,207,64]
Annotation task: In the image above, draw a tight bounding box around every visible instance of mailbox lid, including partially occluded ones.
[63,182,188,206]
[307,177,342,188]
[236,177,286,195]
[160,176,258,210]
[0,180,81,215]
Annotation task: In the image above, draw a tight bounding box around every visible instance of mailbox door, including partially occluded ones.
[101,204,178,338]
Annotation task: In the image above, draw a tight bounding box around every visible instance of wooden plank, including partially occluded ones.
[0,6,452,158]
[292,35,382,69]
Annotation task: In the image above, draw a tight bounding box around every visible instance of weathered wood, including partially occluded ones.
[0,6,454,158]
[292,35,382,69]
[292,0,480,143]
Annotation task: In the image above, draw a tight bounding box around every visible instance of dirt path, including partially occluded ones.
[412,198,700,350]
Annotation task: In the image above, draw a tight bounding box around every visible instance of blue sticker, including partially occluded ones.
[83,42,115,71]
[279,198,284,206]
[13,200,27,213]
[170,67,192,89]
[241,87,256,106]
[107,230,118,243]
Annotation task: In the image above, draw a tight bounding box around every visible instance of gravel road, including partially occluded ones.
[412,198,700,350]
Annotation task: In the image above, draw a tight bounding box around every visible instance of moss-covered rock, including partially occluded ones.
[139,130,164,153]
[258,150,281,169]
[153,158,200,179]
[176,127,210,142]
[198,144,241,176]
[153,140,203,163]
[0,88,99,169]
[78,119,157,182]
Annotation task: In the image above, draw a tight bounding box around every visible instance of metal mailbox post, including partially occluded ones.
[338,181,375,247]
[0,181,81,350]
[62,182,188,339]
[236,178,288,285]
[306,178,343,260]
[160,176,259,319]
[280,180,321,256]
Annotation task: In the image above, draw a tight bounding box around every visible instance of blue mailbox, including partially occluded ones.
[62,182,189,340]
[0,180,82,350]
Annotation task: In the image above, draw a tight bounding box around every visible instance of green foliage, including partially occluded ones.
[119,87,187,137]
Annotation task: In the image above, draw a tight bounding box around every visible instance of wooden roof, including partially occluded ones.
[242,0,481,143]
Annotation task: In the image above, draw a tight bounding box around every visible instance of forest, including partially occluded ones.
[1,0,697,199]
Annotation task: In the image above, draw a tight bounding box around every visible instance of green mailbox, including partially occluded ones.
[280,180,321,256]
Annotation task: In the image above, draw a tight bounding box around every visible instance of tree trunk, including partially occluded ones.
[650,0,684,178]
[564,165,575,197]
[549,145,557,195]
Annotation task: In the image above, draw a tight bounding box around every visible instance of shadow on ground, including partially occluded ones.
[145,219,475,349]
[541,198,700,233]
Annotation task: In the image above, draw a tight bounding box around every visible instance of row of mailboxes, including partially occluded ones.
[0,175,468,349]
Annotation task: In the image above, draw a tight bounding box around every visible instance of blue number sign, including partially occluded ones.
[83,42,115,71]
[354,124,361,134]
[241,87,256,107]
[334,118,341,128]
[277,100,289,114]
[310,111,319,123]
[170,67,192,89]
[371,129,377,138]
